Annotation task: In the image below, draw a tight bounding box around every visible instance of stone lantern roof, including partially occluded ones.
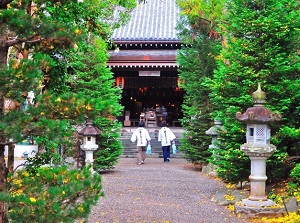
[78,120,101,136]
[236,83,282,124]
[205,119,223,136]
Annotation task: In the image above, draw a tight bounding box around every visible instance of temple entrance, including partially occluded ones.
[116,74,184,127]
[121,86,183,121]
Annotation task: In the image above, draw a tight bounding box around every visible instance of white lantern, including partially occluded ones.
[78,120,101,170]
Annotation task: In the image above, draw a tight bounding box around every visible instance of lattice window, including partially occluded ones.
[256,127,265,137]
[255,127,265,143]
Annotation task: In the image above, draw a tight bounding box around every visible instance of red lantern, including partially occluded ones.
[116,77,124,89]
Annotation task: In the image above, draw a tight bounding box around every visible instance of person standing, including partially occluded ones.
[131,121,151,164]
[158,121,176,163]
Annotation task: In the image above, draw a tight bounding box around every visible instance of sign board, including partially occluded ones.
[139,71,160,77]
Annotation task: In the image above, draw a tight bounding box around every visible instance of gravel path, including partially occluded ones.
[87,158,251,223]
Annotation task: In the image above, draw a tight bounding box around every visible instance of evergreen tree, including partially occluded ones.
[0,0,136,221]
[210,0,300,184]
[1,166,104,222]
[68,38,124,170]
[176,0,225,165]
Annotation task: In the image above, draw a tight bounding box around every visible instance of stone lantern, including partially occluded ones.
[203,119,224,176]
[78,120,101,171]
[206,119,223,149]
[235,83,283,218]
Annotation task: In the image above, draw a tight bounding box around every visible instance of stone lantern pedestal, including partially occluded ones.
[234,84,284,218]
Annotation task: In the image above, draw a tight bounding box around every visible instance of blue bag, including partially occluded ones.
[172,144,177,154]
[146,144,152,155]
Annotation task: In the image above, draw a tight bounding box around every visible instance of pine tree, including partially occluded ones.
[210,0,300,184]
[0,0,136,221]
[67,38,124,170]
[176,0,225,165]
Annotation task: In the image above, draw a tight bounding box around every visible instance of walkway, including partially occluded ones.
[87,158,251,223]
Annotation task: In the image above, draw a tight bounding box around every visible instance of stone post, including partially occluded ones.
[245,154,273,202]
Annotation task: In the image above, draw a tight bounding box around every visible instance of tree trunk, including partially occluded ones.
[0,41,8,68]
[0,144,8,223]
[7,143,14,173]
[0,36,9,223]
[0,94,9,223]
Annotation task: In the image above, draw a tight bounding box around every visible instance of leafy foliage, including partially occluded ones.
[177,0,299,185]
[213,146,250,184]
[259,213,300,223]
[209,0,300,183]
[94,119,123,170]
[0,0,136,170]
[0,0,136,221]
[266,149,292,183]
[176,0,225,165]
[67,38,123,170]
[0,166,103,223]
[287,163,300,200]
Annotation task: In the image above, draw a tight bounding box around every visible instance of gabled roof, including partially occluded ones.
[111,0,180,42]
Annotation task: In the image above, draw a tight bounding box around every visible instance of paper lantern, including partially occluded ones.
[116,77,124,89]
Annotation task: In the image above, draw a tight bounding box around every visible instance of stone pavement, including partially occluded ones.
[86,158,252,223]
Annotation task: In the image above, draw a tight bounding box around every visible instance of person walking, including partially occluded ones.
[158,120,176,163]
[131,121,151,164]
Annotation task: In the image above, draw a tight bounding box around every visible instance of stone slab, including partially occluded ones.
[234,199,285,218]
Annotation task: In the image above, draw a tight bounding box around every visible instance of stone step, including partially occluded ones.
[120,140,182,158]
[120,139,180,147]
[121,142,181,153]
[121,149,184,158]
[120,127,184,158]
[121,153,184,158]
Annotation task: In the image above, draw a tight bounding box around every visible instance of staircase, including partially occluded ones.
[119,127,184,158]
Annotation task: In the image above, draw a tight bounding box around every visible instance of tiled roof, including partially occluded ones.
[111,0,180,42]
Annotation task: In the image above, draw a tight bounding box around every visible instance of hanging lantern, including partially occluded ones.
[116,77,125,89]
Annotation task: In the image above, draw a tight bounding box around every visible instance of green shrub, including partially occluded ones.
[267,189,283,204]
[212,147,250,185]
[266,149,292,183]
[290,163,300,183]
[287,163,300,200]
[0,166,103,223]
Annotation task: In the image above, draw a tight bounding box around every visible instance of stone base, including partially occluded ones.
[234,199,285,218]
[202,163,218,177]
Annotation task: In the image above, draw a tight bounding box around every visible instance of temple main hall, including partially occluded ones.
[108,0,183,127]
